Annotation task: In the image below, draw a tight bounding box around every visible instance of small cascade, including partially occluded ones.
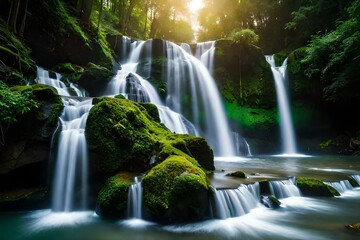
[180,43,192,54]
[265,55,297,155]
[52,99,92,212]
[165,41,235,156]
[36,67,91,212]
[195,41,216,75]
[325,180,353,194]
[121,36,132,63]
[157,105,198,135]
[128,177,142,219]
[37,67,88,97]
[213,183,260,219]
[269,178,301,199]
[233,132,252,156]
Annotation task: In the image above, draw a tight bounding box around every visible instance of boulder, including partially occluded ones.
[142,156,210,223]
[296,177,340,197]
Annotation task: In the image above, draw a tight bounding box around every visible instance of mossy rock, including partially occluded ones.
[10,84,64,138]
[86,97,214,178]
[346,222,360,231]
[296,177,340,197]
[226,170,246,178]
[95,172,134,219]
[142,155,210,223]
[348,176,360,187]
[78,63,113,96]
[261,195,281,209]
[138,102,160,122]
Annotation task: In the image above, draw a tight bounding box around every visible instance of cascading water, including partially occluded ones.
[352,175,360,185]
[213,183,260,219]
[36,67,91,212]
[325,180,353,194]
[107,38,236,156]
[128,177,142,219]
[195,41,216,75]
[265,55,297,155]
[269,177,301,199]
[165,41,235,156]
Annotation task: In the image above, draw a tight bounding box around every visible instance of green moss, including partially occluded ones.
[261,195,281,208]
[142,155,209,221]
[96,172,134,219]
[296,177,340,197]
[138,102,160,122]
[225,101,278,130]
[226,170,246,178]
[348,176,360,187]
[86,97,214,176]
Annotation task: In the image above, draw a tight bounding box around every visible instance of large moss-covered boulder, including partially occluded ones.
[142,156,210,223]
[296,177,340,197]
[86,97,214,179]
[96,172,134,219]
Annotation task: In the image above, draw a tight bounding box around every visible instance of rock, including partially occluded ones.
[346,222,360,231]
[226,170,246,178]
[261,195,281,209]
[348,176,360,187]
[0,188,49,211]
[86,97,214,179]
[142,156,210,223]
[95,172,134,219]
[296,177,340,197]
[78,63,113,96]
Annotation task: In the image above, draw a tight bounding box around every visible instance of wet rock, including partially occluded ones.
[261,195,281,209]
[226,170,246,178]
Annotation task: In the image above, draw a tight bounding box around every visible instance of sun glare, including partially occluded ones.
[189,0,204,14]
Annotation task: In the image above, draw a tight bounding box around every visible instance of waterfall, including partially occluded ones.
[106,38,236,156]
[265,55,297,155]
[325,180,353,194]
[37,67,88,97]
[36,67,91,212]
[195,41,216,75]
[269,178,301,199]
[233,132,252,156]
[128,177,143,219]
[213,183,260,219]
[165,41,235,156]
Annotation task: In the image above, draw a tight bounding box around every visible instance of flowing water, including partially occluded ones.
[36,67,91,212]
[107,38,236,156]
[265,55,298,156]
[1,155,360,240]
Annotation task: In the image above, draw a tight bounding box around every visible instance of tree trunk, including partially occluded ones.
[123,0,136,35]
[77,0,93,27]
[97,0,104,31]
[19,0,28,37]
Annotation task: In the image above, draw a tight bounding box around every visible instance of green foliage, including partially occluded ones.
[0,82,38,145]
[0,19,36,77]
[296,177,340,197]
[225,101,278,130]
[0,82,38,127]
[41,0,89,43]
[228,29,259,46]
[302,0,360,103]
[142,155,208,218]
